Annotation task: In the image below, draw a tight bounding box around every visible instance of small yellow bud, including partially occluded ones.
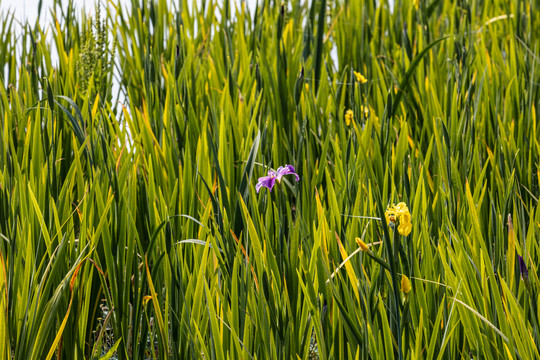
[355,237,370,252]
[401,275,411,294]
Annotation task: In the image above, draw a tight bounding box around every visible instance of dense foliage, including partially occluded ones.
[0,0,539,359]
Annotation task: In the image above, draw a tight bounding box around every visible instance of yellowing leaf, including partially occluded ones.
[507,214,516,292]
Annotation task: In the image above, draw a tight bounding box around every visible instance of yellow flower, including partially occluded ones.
[305,83,310,92]
[401,274,411,294]
[360,105,370,118]
[384,202,412,236]
[356,237,370,252]
[345,109,354,126]
[354,71,368,84]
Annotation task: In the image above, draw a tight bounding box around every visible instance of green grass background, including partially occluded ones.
[0,0,539,359]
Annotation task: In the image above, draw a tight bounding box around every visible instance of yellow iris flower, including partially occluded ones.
[354,71,368,84]
[345,109,354,126]
[385,202,412,236]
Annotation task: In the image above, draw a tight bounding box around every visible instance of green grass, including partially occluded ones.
[0,0,539,359]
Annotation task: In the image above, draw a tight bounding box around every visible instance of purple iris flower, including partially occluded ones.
[256,165,300,193]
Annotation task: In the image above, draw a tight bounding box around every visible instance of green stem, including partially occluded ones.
[388,229,403,360]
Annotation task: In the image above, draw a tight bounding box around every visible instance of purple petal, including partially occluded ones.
[256,175,276,193]
[275,165,300,182]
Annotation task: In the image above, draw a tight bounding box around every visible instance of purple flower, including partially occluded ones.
[519,255,529,281]
[256,165,300,193]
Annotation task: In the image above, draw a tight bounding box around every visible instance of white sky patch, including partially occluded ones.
[0,0,264,23]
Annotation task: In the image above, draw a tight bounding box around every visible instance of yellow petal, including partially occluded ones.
[395,202,408,211]
[399,212,411,224]
[398,222,412,236]
[385,209,396,224]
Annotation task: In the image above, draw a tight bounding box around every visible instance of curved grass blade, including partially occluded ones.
[174,239,223,252]
[389,35,449,120]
